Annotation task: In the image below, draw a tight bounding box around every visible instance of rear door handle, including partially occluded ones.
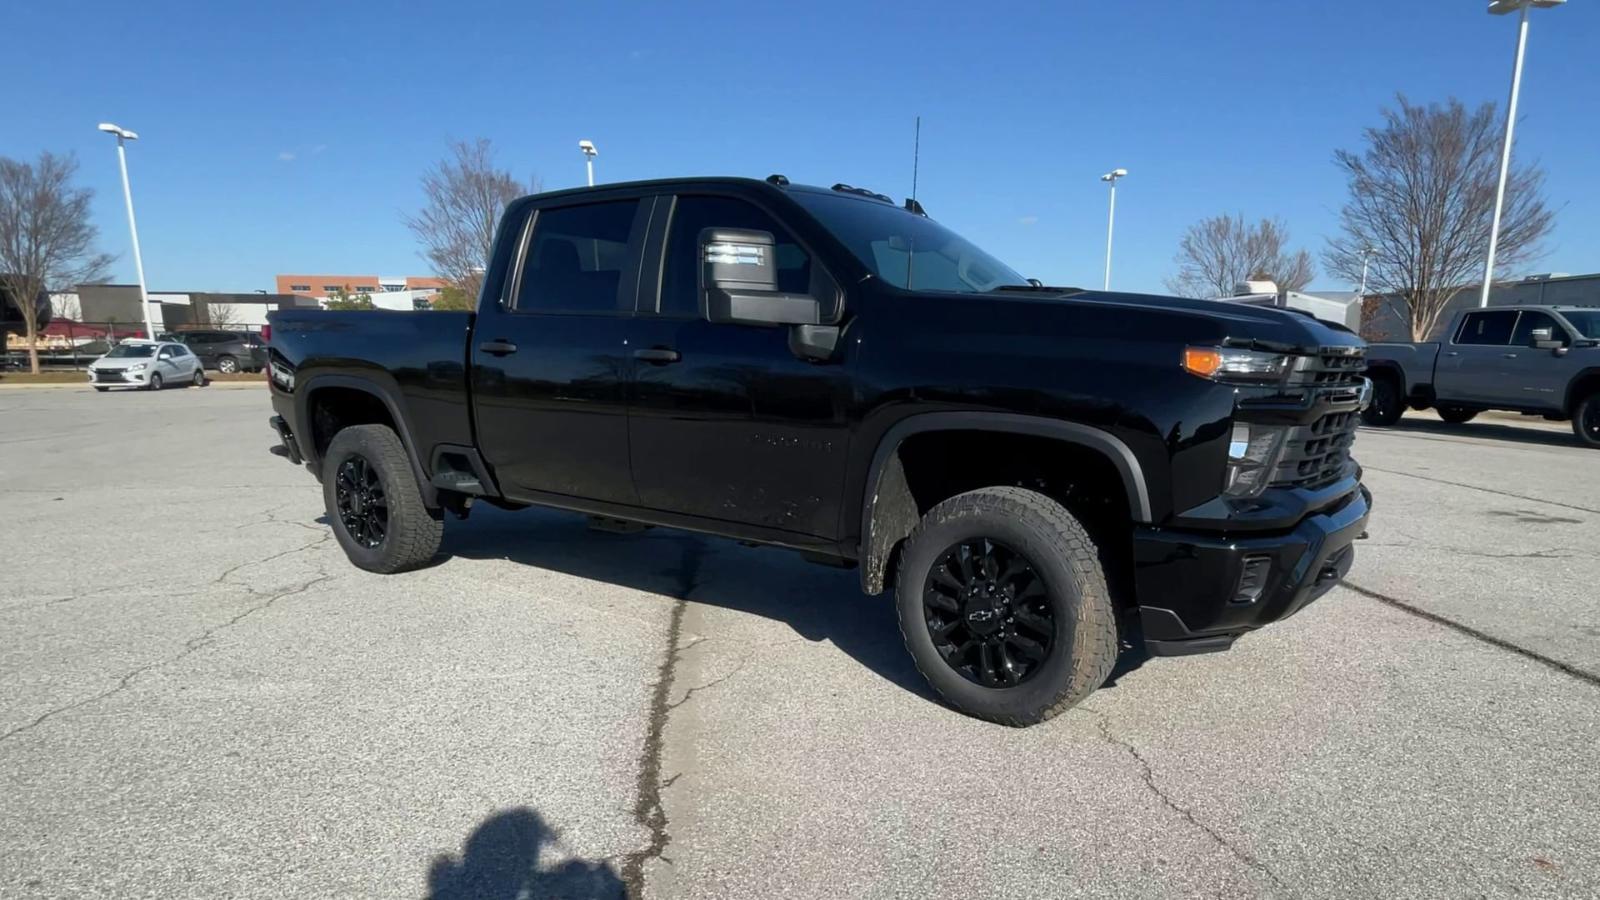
[1502,353,1518,359]
[633,348,681,364]
[478,340,518,356]
[1445,351,1460,357]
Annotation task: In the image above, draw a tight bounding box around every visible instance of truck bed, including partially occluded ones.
[266,309,477,467]
[1366,341,1439,398]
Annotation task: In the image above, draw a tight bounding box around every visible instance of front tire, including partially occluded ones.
[1437,405,1477,424]
[1574,393,1600,449]
[94,386,109,393]
[894,486,1118,726]
[1361,373,1403,426]
[322,424,442,573]
[146,373,163,391]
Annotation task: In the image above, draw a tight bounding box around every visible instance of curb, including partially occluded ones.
[0,380,266,391]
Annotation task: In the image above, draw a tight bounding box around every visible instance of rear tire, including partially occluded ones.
[191,369,206,387]
[1436,406,1477,424]
[894,486,1118,726]
[1573,393,1600,449]
[1361,373,1403,427]
[322,424,442,573]
[216,355,239,374]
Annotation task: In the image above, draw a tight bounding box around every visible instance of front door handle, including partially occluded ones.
[633,347,681,364]
[479,340,518,356]
[1445,351,1460,357]
[1502,353,1518,359]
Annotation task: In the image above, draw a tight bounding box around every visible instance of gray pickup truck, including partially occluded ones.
[1364,305,1600,447]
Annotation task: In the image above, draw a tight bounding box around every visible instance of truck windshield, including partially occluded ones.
[1561,310,1600,338]
[791,192,1026,294]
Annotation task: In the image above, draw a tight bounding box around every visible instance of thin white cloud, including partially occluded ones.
[277,151,296,162]
[1018,215,1039,226]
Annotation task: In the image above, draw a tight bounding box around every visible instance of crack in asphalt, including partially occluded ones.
[1343,581,1600,689]
[1361,541,1591,561]
[213,533,331,586]
[620,538,706,899]
[1091,714,1291,895]
[0,568,336,747]
[1362,465,1600,516]
[666,655,749,712]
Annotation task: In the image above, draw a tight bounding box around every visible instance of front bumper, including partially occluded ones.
[1133,484,1370,656]
[90,369,148,385]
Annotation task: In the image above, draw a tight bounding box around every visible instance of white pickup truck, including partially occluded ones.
[1363,305,1600,447]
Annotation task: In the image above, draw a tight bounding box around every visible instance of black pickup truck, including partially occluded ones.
[266,177,1372,725]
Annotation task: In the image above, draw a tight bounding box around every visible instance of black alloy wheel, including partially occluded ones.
[335,454,388,549]
[1578,395,1600,447]
[923,538,1056,688]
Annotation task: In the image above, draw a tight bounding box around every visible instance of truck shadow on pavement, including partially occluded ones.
[427,806,624,900]
[439,505,938,701]
[434,505,1151,705]
[1373,416,1581,449]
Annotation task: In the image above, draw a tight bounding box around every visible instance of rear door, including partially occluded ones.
[1434,310,1519,404]
[1503,310,1577,411]
[184,333,216,365]
[470,197,649,505]
[625,192,853,539]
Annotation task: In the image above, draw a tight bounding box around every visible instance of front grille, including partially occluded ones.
[1273,347,1364,490]
[1289,348,1366,387]
[93,369,125,382]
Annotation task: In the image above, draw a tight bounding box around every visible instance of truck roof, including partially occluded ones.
[517,176,910,209]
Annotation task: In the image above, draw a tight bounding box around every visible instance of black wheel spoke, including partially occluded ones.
[335,454,389,550]
[923,537,1055,690]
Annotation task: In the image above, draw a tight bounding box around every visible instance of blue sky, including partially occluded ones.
[6,0,1597,295]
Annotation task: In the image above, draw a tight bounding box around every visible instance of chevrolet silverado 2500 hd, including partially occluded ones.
[266,177,1373,724]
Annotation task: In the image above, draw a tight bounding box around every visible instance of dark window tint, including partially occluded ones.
[1561,310,1600,339]
[660,195,813,318]
[290,284,311,292]
[1511,310,1564,345]
[515,200,639,314]
[1455,311,1517,345]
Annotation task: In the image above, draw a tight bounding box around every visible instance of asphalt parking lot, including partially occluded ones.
[3,387,1597,899]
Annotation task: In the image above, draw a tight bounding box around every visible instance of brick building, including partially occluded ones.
[274,274,449,298]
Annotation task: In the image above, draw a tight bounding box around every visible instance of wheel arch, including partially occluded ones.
[1563,367,1600,416]
[855,412,1151,595]
[295,373,437,507]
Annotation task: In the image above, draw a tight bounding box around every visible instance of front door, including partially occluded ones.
[471,198,647,505]
[1502,310,1577,411]
[1434,309,1519,405]
[627,193,853,540]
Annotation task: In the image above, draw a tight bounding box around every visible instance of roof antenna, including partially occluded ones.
[911,116,921,203]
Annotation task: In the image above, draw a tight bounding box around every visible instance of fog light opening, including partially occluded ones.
[1231,555,1273,605]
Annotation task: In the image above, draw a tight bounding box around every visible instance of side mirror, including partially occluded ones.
[1529,326,1564,351]
[700,228,820,327]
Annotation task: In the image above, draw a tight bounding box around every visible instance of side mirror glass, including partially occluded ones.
[1529,326,1564,351]
[700,227,819,327]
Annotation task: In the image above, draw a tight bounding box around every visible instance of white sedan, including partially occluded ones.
[88,340,207,391]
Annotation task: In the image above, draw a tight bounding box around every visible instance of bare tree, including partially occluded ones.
[1165,214,1315,297]
[404,139,539,302]
[0,153,114,373]
[204,301,241,327]
[1326,95,1553,341]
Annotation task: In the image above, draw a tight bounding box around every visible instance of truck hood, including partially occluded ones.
[977,288,1363,354]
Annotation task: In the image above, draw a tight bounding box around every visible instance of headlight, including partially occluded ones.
[1224,422,1287,498]
[128,363,148,372]
[1183,346,1290,383]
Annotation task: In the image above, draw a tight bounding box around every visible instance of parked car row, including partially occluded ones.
[157,330,267,373]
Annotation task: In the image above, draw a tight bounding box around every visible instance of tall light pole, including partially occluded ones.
[1356,246,1378,299]
[1100,168,1127,291]
[1479,0,1564,307]
[579,140,597,187]
[97,123,155,339]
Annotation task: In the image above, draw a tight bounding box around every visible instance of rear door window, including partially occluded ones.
[1455,311,1517,345]
[514,200,641,315]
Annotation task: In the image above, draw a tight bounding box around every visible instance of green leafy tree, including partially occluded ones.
[323,286,376,310]
[430,285,474,311]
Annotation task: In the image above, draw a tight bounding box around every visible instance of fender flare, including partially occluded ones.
[855,411,1152,594]
[1563,367,1600,416]
[294,373,437,507]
